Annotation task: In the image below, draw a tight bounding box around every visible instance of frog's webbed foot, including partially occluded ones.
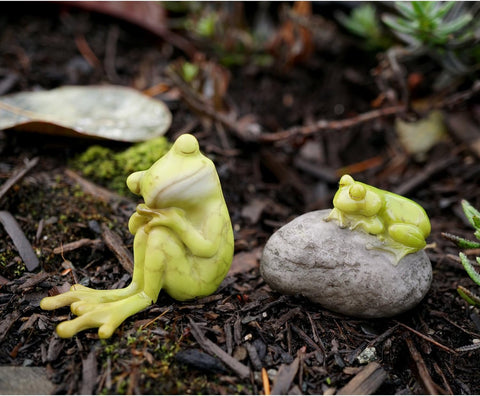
[54,292,153,338]
[366,238,418,265]
[40,283,138,311]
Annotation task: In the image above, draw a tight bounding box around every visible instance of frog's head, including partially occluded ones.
[126,134,221,208]
[333,175,382,217]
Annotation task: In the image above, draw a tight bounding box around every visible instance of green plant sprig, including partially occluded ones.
[382,1,473,48]
[445,199,480,307]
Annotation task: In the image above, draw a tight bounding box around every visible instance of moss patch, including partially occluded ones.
[71,137,171,196]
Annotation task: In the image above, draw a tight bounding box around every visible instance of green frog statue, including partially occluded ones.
[325,174,431,263]
[41,134,234,338]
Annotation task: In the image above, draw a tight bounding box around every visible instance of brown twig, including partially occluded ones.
[405,337,445,395]
[0,157,39,202]
[290,323,325,355]
[64,169,127,204]
[0,211,39,271]
[101,223,134,275]
[337,362,387,395]
[53,238,102,255]
[396,321,457,354]
[188,318,250,379]
[433,362,454,395]
[75,34,102,69]
[439,79,480,109]
[261,367,271,395]
[393,156,457,196]
[165,67,245,137]
[258,105,406,143]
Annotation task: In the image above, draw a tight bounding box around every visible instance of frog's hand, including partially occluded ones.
[55,292,152,339]
[145,209,223,258]
[388,223,426,250]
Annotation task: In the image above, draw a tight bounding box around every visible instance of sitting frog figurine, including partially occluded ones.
[40,134,234,338]
[325,174,430,263]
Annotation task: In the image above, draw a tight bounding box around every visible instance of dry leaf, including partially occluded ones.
[395,110,447,160]
[0,85,172,142]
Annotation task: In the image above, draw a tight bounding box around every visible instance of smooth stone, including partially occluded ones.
[0,366,55,395]
[260,209,432,318]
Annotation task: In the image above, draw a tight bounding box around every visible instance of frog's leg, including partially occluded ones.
[53,227,174,338]
[388,223,426,249]
[40,228,148,311]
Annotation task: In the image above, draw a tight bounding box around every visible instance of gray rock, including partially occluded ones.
[0,366,55,395]
[260,210,432,318]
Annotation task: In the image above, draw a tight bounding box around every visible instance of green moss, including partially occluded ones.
[71,137,171,196]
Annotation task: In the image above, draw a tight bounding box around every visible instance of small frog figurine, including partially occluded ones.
[41,134,234,338]
[325,174,430,263]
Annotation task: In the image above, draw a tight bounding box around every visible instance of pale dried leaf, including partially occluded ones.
[0,85,171,142]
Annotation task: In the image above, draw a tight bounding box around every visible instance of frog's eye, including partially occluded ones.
[339,174,354,187]
[349,184,366,201]
[175,134,199,155]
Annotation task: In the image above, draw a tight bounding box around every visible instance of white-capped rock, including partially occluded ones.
[260,209,432,318]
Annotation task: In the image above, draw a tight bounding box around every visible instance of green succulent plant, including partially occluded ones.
[382,1,473,47]
[443,200,480,306]
[340,2,480,89]
[337,4,393,50]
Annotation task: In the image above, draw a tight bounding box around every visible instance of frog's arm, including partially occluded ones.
[349,215,384,235]
[139,207,222,257]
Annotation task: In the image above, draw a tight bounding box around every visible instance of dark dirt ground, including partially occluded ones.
[1,2,480,395]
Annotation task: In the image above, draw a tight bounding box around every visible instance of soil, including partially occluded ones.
[1,2,480,395]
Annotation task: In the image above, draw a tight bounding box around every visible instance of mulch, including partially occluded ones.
[0,2,479,394]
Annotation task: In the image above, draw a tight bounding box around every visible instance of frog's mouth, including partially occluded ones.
[145,165,216,208]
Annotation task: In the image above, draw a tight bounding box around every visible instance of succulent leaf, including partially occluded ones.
[459,252,480,286]
[461,200,480,229]
[442,232,480,249]
[457,285,480,306]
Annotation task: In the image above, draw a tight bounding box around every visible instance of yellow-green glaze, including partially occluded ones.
[40,134,234,338]
[325,174,430,263]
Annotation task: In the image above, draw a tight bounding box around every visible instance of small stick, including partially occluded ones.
[141,306,171,329]
[405,337,444,395]
[101,223,134,275]
[290,323,325,355]
[0,157,39,202]
[64,169,124,203]
[0,211,39,271]
[393,157,456,196]
[396,321,457,354]
[75,34,102,68]
[188,318,250,379]
[337,362,387,395]
[367,323,400,347]
[433,362,454,395]
[53,238,102,254]
[259,105,405,143]
[261,367,271,395]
